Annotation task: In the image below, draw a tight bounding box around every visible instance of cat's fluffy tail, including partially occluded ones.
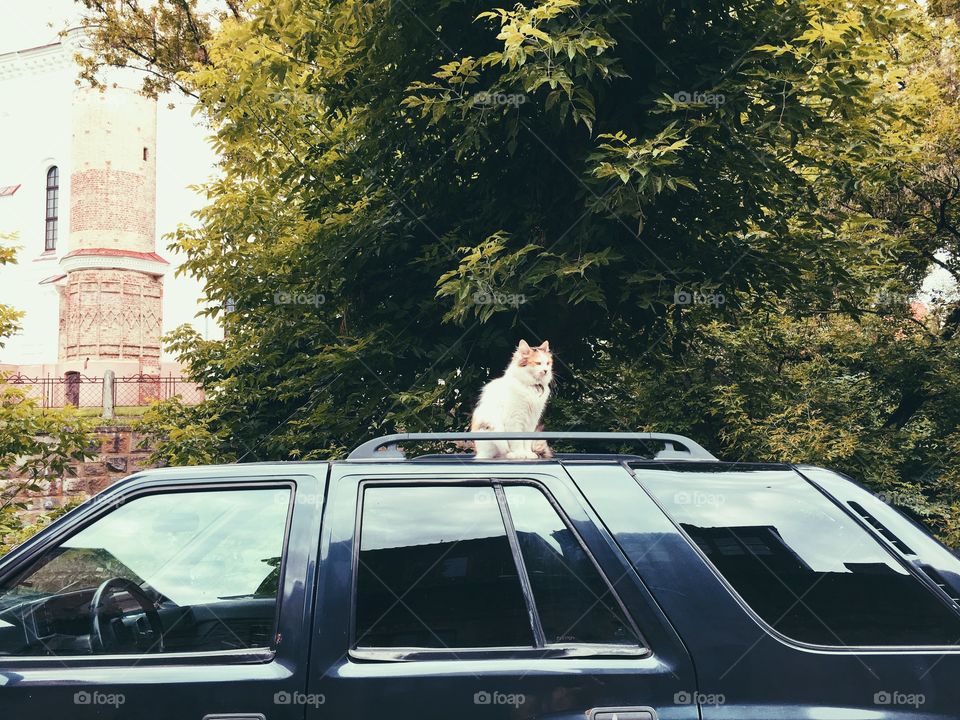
[532,424,553,458]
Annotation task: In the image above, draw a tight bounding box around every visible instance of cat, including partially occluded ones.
[471,339,554,459]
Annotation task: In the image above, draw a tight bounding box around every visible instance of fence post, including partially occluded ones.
[102,370,115,420]
[64,372,80,407]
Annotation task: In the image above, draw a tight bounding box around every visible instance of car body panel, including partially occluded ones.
[566,462,960,720]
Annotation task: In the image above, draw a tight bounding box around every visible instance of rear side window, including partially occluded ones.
[505,486,637,645]
[638,466,960,646]
[354,483,641,653]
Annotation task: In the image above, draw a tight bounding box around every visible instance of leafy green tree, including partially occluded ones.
[79,1,960,541]
[74,0,246,97]
[0,238,95,548]
[0,239,23,342]
[136,397,235,466]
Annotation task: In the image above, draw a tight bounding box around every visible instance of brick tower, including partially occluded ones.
[57,87,167,387]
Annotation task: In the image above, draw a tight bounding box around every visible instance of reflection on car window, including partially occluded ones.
[505,486,638,645]
[58,489,289,606]
[0,487,291,657]
[640,466,960,646]
[355,485,533,649]
[5,547,147,598]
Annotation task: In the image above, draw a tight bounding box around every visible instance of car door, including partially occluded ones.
[307,462,698,720]
[0,466,325,720]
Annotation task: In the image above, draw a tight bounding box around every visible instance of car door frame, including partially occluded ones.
[306,461,699,720]
[0,465,326,720]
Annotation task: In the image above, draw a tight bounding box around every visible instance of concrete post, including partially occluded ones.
[102,369,115,419]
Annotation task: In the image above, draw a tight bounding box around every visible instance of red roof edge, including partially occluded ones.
[63,248,169,264]
[38,273,67,285]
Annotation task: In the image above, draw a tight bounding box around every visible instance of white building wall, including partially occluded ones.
[0,37,75,369]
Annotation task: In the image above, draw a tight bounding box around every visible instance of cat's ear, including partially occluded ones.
[537,340,550,352]
[517,339,532,354]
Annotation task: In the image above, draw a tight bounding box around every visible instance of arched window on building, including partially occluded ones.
[44,166,59,252]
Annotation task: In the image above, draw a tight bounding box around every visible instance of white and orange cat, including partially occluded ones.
[471,339,553,459]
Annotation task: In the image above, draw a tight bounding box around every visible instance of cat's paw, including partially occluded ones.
[531,440,552,458]
[506,450,538,460]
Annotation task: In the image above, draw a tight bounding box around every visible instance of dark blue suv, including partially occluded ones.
[1,432,958,719]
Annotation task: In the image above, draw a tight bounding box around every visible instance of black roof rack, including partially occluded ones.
[347,432,717,461]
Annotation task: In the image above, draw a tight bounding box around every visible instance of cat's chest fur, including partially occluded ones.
[482,376,548,420]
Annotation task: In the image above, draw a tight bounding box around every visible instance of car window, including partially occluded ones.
[354,482,643,655]
[0,486,291,657]
[638,466,960,646]
[355,485,533,649]
[504,486,639,646]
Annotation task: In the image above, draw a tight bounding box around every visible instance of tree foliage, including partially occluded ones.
[76,0,960,543]
[0,239,95,545]
[0,500,82,557]
[75,0,246,97]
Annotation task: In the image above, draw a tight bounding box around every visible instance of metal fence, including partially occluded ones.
[1,373,204,409]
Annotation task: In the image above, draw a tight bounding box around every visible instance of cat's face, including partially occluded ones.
[513,339,553,385]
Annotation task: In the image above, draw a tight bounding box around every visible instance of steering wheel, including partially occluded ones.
[89,577,164,654]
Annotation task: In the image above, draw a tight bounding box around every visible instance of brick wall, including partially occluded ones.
[12,425,157,524]
[70,87,157,255]
[58,269,163,365]
[70,168,153,244]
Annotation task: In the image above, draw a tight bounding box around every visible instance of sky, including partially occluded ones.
[0,0,80,53]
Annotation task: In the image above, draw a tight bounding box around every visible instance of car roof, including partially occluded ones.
[124,456,793,482]
[117,431,801,484]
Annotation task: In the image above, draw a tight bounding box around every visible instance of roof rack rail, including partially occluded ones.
[347,432,717,461]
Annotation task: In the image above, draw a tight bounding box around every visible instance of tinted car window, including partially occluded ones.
[355,485,533,649]
[638,465,960,646]
[505,486,639,645]
[0,487,291,657]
